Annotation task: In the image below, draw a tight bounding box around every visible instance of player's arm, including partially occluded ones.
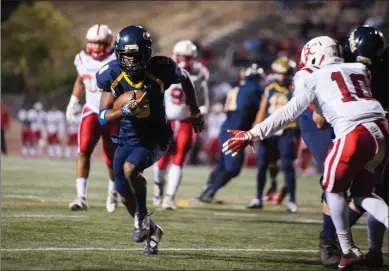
[222,90,315,157]
[66,74,85,123]
[177,68,201,115]
[254,93,268,124]
[198,80,210,115]
[98,91,123,125]
[249,90,315,140]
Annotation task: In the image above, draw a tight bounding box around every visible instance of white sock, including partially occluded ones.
[354,195,389,228]
[29,147,36,156]
[166,164,183,198]
[48,145,55,157]
[76,178,87,198]
[22,147,28,156]
[326,192,352,254]
[367,213,386,250]
[55,145,62,158]
[108,179,115,193]
[64,147,71,159]
[154,165,166,185]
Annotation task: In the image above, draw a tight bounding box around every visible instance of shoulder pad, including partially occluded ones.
[150,56,174,65]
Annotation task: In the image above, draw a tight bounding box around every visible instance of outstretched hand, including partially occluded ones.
[222,129,254,157]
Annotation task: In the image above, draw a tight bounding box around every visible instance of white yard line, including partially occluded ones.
[8,214,88,219]
[0,247,319,253]
[3,247,386,253]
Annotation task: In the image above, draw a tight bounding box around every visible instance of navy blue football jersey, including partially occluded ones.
[222,80,262,131]
[96,56,182,143]
[264,81,296,129]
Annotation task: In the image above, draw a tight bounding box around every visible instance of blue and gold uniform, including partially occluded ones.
[256,80,297,204]
[96,56,182,197]
[197,65,263,202]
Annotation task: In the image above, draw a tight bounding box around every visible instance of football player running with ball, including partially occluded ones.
[67,24,118,213]
[96,25,204,254]
[222,36,388,270]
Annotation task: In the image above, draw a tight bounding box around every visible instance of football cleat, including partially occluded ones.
[145,224,164,255]
[286,202,298,213]
[69,196,88,211]
[247,198,263,209]
[319,237,341,267]
[161,195,176,210]
[106,190,118,213]
[364,248,383,266]
[271,187,288,205]
[338,246,364,271]
[197,187,224,204]
[133,212,150,243]
[152,183,163,207]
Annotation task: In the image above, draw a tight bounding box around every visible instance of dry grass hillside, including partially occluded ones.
[53,1,276,55]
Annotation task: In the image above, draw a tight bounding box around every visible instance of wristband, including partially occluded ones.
[70,95,80,105]
[98,108,108,126]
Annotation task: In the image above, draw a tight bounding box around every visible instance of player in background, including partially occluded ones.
[315,26,388,267]
[97,25,204,254]
[18,107,33,156]
[222,36,389,270]
[66,24,118,213]
[153,40,210,210]
[205,103,226,164]
[248,57,298,212]
[197,64,263,204]
[28,102,46,156]
[46,105,65,158]
[65,103,81,159]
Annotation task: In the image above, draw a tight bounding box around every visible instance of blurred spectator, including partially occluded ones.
[211,80,232,103]
[1,102,10,155]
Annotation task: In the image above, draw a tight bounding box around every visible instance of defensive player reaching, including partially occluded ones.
[96,25,204,254]
[197,64,263,204]
[312,26,388,267]
[222,36,388,270]
[153,40,209,210]
[66,24,118,213]
[249,57,298,212]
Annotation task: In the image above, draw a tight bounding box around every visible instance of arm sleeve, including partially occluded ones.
[249,90,315,140]
[198,80,210,115]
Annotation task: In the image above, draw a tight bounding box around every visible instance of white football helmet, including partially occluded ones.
[33,102,43,111]
[85,24,113,60]
[172,40,197,69]
[298,36,343,69]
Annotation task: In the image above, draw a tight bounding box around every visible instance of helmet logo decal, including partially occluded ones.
[125,44,139,51]
[115,34,121,44]
[303,42,318,63]
[349,30,357,53]
[143,31,151,40]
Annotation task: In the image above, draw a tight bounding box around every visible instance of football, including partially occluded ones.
[113,90,150,118]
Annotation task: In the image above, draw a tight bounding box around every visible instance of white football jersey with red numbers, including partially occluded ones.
[74,50,116,113]
[28,109,46,132]
[164,61,209,120]
[294,62,385,139]
[46,110,65,135]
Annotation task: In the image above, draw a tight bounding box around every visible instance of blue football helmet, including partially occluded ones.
[114,25,152,76]
[343,26,387,65]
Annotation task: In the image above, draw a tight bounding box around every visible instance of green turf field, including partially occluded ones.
[1,156,387,270]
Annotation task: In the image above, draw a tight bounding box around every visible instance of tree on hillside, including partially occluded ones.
[2,1,79,102]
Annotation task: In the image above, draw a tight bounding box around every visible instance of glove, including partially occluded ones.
[222,129,254,157]
[121,100,141,117]
[190,112,205,133]
[66,95,80,123]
